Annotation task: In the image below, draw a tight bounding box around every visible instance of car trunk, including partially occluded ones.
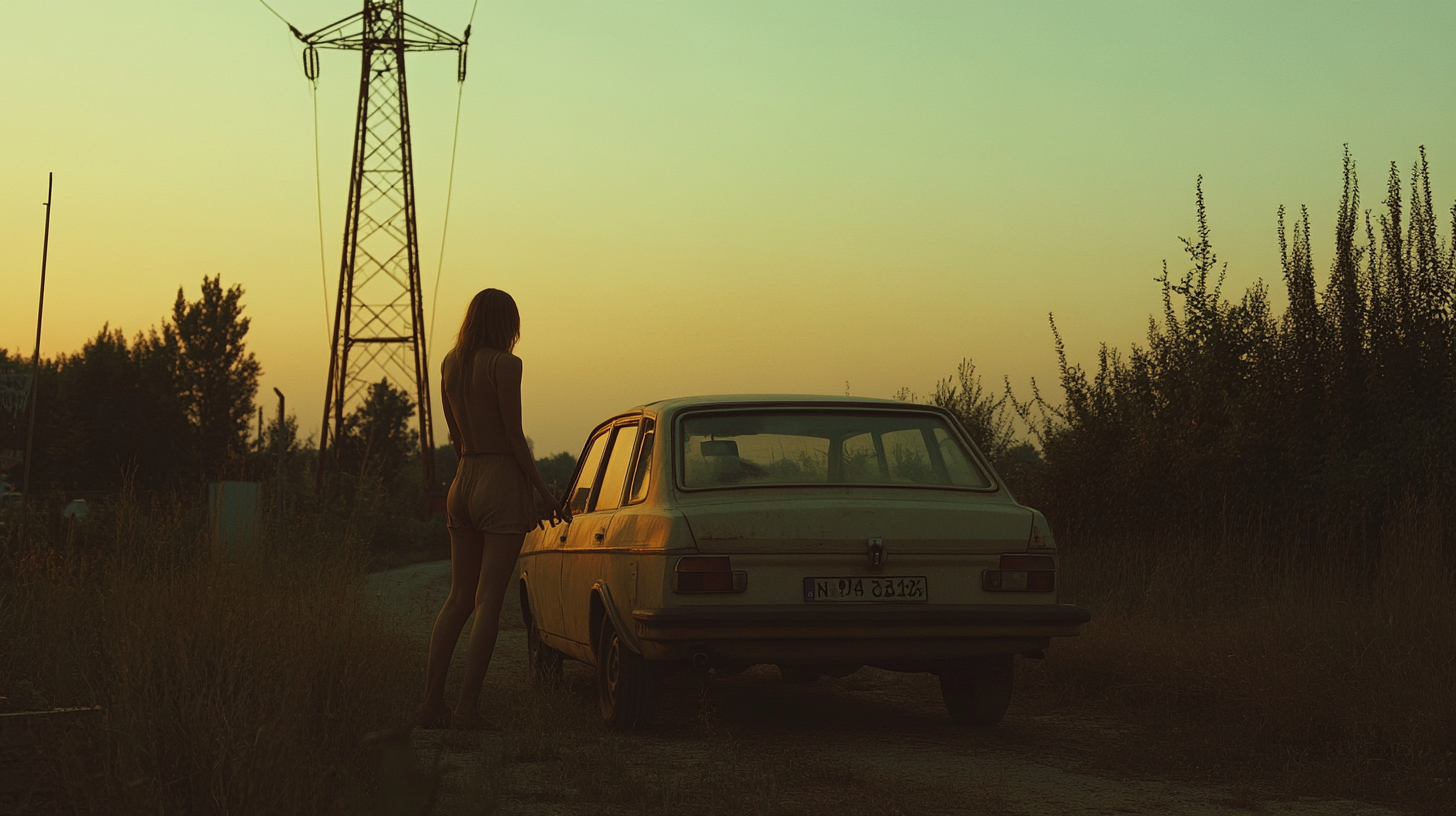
[679,493,1032,555]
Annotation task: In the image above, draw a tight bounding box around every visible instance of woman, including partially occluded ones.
[416,288,570,730]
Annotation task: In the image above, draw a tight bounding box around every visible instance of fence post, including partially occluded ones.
[273,388,285,538]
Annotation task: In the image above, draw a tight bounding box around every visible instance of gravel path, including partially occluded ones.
[366,560,1407,816]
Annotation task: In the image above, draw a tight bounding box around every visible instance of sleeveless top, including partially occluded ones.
[443,348,513,455]
[442,348,534,533]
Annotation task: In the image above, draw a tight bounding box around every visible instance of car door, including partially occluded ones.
[559,420,640,651]
[521,515,567,639]
[532,429,610,646]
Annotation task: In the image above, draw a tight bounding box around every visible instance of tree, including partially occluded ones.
[535,451,578,498]
[337,379,418,488]
[167,276,261,475]
[60,326,188,489]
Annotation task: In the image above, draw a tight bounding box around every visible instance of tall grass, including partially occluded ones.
[1021,500,1456,801]
[1007,149,1456,801]
[914,147,1456,804]
[1007,148,1456,552]
[1,487,423,813]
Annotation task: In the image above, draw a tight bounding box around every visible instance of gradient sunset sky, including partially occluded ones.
[4,1,1455,456]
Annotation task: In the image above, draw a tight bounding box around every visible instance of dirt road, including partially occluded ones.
[366,561,1404,816]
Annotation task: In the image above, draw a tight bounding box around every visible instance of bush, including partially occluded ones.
[1018,148,1456,550]
[911,147,1456,799]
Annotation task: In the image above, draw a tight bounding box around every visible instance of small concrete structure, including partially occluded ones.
[208,481,260,556]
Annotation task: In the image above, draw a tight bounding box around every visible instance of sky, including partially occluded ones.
[4,1,1456,457]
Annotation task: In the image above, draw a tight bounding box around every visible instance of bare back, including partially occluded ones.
[441,347,516,455]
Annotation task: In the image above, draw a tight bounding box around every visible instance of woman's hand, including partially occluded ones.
[536,492,572,529]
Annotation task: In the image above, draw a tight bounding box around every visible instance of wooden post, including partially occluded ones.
[19,173,53,541]
[273,388,285,532]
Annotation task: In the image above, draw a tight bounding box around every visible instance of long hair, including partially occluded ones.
[451,288,520,392]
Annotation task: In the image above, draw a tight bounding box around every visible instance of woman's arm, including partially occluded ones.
[440,355,462,459]
[492,353,566,517]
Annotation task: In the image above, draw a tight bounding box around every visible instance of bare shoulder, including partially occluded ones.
[465,348,522,379]
[492,351,524,378]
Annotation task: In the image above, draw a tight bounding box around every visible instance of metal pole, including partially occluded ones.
[295,1,464,506]
[273,388,285,531]
[315,22,373,498]
[396,31,438,512]
[19,173,53,537]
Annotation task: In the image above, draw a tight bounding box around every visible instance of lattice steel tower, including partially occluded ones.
[292,1,468,496]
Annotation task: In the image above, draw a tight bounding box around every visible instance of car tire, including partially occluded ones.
[939,655,1014,727]
[777,665,821,684]
[525,602,563,688]
[597,615,661,731]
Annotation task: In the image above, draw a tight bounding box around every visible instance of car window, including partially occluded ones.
[627,421,656,504]
[680,410,991,490]
[686,432,829,486]
[933,426,983,487]
[569,432,609,514]
[840,432,888,483]
[593,424,639,513]
[881,428,939,484]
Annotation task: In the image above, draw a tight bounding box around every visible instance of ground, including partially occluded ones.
[365,561,1407,816]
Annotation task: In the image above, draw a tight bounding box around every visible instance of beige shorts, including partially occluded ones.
[446,453,535,535]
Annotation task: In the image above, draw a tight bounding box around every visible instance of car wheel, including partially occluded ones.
[939,655,1014,727]
[525,602,563,687]
[597,615,661,731]
[776,664,821,684]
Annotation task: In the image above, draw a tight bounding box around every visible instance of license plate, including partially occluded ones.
[803,576,927,602]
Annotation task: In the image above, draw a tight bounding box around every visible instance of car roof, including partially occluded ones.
[632,394,929,413]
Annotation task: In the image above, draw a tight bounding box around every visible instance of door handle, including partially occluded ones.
[594,532,605,543]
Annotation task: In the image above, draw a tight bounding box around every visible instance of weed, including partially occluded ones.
[1021,502,1456,804]
[1,489,423,813]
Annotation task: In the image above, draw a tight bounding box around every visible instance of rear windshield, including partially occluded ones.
[679,410,992,490]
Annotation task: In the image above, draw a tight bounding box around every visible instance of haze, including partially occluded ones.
[3,0,1454,456]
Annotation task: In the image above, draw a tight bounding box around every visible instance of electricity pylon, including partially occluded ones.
[291,1,468,499]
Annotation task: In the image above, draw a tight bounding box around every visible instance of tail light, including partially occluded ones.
[982,554,1055,592]
[673,556,747,593]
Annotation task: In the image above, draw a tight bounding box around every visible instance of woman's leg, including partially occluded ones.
[453,531,527,722]
[418,526,486,724]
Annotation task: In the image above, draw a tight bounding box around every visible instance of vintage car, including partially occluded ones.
[518,395,1090,730]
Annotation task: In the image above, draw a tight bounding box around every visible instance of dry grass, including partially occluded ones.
[9,486,1451,813]
[3,492,980,816]
[1,490,424,814]
[1021,500,1456,806]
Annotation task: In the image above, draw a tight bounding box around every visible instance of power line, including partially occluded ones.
[431,0,480,352]
[310,82,332,346]
[253,0,329,344]
[253,0,295,30]
[429,82,467,357]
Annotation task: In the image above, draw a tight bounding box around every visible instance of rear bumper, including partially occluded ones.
[630,603,1091,663]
